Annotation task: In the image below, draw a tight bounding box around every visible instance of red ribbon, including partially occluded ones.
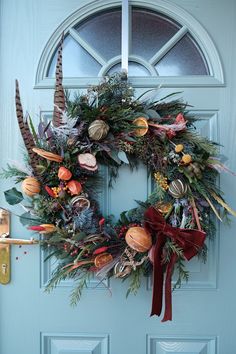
[144,206,206,322]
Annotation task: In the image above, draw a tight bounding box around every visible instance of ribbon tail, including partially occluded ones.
[150,233,166,317]
[162,253,178,322]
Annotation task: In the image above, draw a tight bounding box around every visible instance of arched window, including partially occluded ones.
[47,7,209,78]
[36,1,223,87]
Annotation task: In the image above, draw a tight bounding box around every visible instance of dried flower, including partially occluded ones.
[99,217,105,227]
[28,225,45,232]
[93,246,108,255]
[28,224,56,234]
[67,180,82,195]
[175,144,184,153]
[58,166,72,181]
[45,186,56,198]
[181,154,192,165]
[38,224,57,234]
[154,172,169,190]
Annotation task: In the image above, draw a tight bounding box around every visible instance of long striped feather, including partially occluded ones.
[15,80,39,174]
[53,33,65,127]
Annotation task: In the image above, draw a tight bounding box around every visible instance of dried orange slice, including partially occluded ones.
[133,117,149,137]
[155,201,172,215]
[94,253,113,268]
[70,196,90,211]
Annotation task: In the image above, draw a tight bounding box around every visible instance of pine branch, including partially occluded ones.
[45,265,71,293]
[0,164,28,182]
[163,240,184,264]
[173,258,189,290]
[148,184,167,204]
[181,130,219,155]
[197,243,208,263]
[126,267,142,298]
[70,272,91,306]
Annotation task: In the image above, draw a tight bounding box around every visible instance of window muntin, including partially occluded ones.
[131,8,181,60]
[47,7,209,78]
[47,35,102,77]
[76,9,121,61]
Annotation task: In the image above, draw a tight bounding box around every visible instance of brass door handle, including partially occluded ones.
[0,209,38,284]
[0,237,38,245]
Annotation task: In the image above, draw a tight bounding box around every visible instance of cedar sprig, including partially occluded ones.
[173,258,190,290]
[70,272,92,306]
[0,164,28,182]
[126,266,143,298]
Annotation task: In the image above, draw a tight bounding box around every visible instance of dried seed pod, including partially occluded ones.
[32,147,63,163]
[114,262,132,278]
[88,120,109,141]
[67,180,82,195]
[58,167,72,180]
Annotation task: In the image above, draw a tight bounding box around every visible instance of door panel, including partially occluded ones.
[1,1,236,354]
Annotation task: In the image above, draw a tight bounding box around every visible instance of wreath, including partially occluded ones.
[2,37,236,322]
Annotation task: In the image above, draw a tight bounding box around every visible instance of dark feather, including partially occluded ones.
[53,33,65,127]
[15,80,39,174]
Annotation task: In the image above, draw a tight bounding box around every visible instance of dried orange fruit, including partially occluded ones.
[133,117,149,137]
[94,253,113,268]
[22,177,40,196]
[125,226,152,253]
[155,201,172,215]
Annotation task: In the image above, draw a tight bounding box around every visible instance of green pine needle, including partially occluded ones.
[0,164,28,182]
[70,272,91,306]
[126,267,142,298]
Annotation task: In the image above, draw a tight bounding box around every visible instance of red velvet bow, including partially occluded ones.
[144,206,206,322]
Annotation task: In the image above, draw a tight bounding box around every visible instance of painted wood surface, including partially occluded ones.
[0,1,236,353]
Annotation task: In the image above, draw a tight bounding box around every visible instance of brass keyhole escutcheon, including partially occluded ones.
[0,209,10,284]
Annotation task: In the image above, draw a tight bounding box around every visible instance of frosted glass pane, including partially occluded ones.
[107,62,150,76]
[46,7,209,78]
[132,8,180,60]
[76,9,121,61]
[155,33,209,76]
[47,35,101,77]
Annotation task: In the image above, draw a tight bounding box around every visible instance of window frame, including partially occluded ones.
[35,0,224,89]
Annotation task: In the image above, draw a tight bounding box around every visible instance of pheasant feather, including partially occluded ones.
[15,80,39,174]
[53,33,65,127]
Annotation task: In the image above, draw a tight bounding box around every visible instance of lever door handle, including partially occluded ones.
[0,209,38,284]
[0,237,38,245]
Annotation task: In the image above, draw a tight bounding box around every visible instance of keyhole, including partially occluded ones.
[2,264,7,275]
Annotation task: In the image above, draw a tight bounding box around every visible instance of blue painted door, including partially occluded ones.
[1,1,236,354]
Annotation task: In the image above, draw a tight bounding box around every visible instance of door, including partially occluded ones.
[1,1,236,354]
